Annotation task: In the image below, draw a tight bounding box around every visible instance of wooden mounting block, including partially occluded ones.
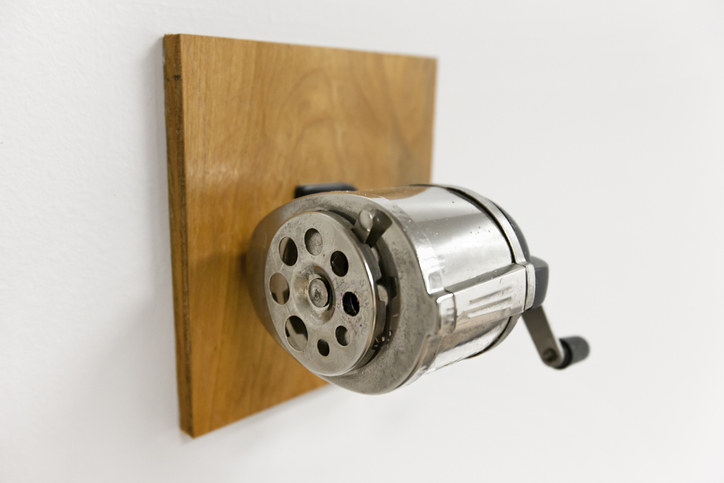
[163,34,436,437]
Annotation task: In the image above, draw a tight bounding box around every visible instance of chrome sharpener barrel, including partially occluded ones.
[247,185,588,394]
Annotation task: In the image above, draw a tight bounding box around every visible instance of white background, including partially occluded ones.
[2,1,723,481]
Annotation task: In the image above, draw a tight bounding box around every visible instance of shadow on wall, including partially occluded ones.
[44,39,182,479]
[138,36,183,439]
[67,37,183,444]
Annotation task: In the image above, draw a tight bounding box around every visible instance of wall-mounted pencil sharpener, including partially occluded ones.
[248,184,589,394]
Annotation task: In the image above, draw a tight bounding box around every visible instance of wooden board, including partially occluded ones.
[163,34,436,437]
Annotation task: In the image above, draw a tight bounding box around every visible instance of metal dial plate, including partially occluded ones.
[264,211,380,376]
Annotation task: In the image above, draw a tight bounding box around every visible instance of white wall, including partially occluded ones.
[2,1,723,481]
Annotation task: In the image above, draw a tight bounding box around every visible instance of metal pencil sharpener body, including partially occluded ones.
[248,185,588,394]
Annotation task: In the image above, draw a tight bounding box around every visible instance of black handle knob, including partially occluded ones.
[558,336,590,369]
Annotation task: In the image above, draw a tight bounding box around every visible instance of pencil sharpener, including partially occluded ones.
[247,184,588,394]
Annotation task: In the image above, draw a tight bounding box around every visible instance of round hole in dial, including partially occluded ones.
[284,316,308,351]
[335,326,349,346]
[317,339,330,356]
[279,237,298,266]
[330,251,348,276]
[269,273,289,304]
[342,292,360,316]
[304,229,323,256]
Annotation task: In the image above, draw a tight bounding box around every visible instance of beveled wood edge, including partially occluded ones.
[163,34,194,436]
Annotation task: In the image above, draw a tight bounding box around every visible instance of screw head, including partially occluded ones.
[308,277,330,308]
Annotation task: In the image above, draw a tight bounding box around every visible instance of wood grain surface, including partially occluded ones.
[163,34,436,437]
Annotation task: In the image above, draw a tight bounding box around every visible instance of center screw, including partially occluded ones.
[308,277,330,308]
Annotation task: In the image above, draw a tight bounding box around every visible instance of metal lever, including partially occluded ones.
[522,306,589,369]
